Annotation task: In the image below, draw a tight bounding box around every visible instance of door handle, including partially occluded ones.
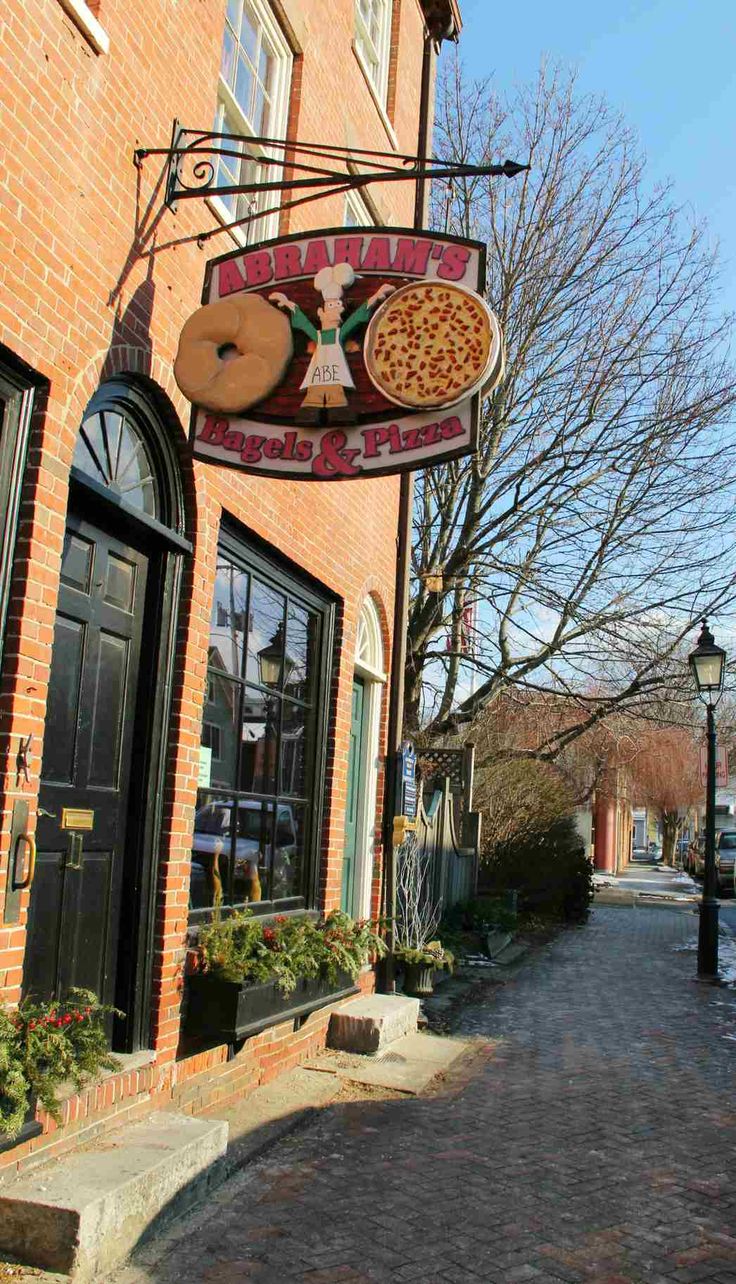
[38,808,57,819]
[14,833,36,890]
[66,832,84,871]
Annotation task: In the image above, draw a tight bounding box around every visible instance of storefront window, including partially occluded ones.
[190,529,331,920]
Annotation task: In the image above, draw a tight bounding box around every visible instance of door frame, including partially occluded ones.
[342,675,368,914]
[350,599,387,919]
[59,379,190,1052]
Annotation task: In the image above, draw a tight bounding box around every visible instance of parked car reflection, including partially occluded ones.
[715,830,736,896]
[189,798,298,909]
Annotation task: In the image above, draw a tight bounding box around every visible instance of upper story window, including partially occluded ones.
[354,0,392,106]
[344,189,374,228]
[213,0,292,244]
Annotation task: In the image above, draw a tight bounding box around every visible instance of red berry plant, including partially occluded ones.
[0,989,120,1141]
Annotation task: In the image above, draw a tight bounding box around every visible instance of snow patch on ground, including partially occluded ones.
[672,934,736,985]
[718,936,736,985]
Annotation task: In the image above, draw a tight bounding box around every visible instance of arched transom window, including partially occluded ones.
[355,596,385,679]
[74,405,159,518]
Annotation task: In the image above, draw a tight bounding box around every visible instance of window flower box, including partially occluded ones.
[184,970,359,1043]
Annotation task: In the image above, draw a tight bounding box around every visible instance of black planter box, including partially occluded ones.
[0,1101,42,1155]
[185,971,359,1043]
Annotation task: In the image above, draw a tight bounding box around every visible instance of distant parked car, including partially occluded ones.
[686,837,705,878]
[632,844,648,861]
[715,830,736,896]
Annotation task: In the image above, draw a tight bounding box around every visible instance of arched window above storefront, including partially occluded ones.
[71,379,187,543]
[74,405,159,518]
[355,595,385,681]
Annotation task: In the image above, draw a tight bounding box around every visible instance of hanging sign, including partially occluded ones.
[175,227,503,481]
[699,744,728,788]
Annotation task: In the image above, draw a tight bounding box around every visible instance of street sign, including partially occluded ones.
[699,744,728,788]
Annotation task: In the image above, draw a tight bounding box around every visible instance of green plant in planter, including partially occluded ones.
[319,911,386,983]
[394,940,454,971]
[196,908,385,995]
[0,989,120,1141]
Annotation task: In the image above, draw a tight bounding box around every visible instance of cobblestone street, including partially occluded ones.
[113,906,736,1284]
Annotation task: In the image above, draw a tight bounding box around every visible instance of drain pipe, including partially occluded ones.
[382,12,458,989]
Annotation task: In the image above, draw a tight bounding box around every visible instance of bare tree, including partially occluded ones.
[408,60,736,745]
[627,724,702,865]
[394,834,441,953]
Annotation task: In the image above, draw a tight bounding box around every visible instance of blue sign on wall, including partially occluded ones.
[398,741,417,820]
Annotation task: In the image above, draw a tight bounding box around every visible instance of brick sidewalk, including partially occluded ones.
[113,906,736,1284]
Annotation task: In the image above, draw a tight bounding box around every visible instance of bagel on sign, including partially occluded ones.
[364,280,502,410]
[174,293,293,414]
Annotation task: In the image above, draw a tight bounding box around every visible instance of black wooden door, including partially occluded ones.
[24,514,148,1008]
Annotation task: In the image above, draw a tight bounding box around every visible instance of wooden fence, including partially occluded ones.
[413,744,481,912]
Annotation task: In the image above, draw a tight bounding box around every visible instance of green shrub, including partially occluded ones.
[481,816,593,922]
[197,909,386,993]
[442,896,518,935]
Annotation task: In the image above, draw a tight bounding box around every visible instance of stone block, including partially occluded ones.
[0,1111,228,1281]
[327,993,420,1054]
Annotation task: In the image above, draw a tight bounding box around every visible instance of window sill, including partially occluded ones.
[351,42,399,151]
[56,0,110,54]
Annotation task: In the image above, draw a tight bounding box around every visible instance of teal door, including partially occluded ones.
[341,677,366,913]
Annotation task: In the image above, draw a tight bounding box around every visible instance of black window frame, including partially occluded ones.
[0,349,46,676]
[189,521,335,925]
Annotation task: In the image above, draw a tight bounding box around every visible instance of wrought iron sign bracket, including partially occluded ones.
[133,122,530,247]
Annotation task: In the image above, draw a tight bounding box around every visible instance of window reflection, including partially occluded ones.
[285,604,317,702]
[209,561,248,679]
[240,688,278,794]
[281,700,310,797]
[272,804,304,899]
[201,672,239,789]
[245,579,285,687]
[193,544,324,916]
[190,792,272,908]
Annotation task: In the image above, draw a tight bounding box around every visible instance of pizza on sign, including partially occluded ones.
[174,228,504,481]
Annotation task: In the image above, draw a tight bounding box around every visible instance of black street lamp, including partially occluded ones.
[688,620,727,980]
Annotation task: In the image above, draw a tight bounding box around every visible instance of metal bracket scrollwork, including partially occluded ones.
[133,122,530,247]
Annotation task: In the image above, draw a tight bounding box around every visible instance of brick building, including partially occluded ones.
[0,0,460,1172]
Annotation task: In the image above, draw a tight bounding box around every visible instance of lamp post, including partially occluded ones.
[688,620,727,981]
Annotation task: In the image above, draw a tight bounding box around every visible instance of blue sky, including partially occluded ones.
[445,0,736,312]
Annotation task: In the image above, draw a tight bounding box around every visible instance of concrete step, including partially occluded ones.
[0,1111,228,1281]
[327,993,419,1053]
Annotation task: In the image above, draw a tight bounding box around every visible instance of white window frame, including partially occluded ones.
[210,0,293,246]
[344,188,375,228]
[56,0,109,54]
[354,0,392,107]
[351,598,387,919]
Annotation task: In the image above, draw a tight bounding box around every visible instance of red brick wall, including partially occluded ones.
[0,0,428,1159]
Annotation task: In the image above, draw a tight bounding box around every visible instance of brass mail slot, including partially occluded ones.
[61,808,94,832]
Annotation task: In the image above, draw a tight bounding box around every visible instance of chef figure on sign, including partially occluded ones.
[270,264,394,425]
